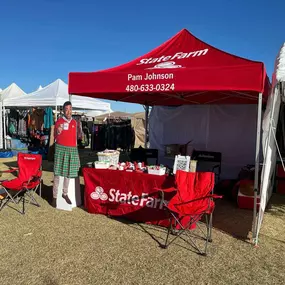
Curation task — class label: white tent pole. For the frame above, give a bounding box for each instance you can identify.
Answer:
[252,92,263,243]
[144,105,149,148]
[255,86,279,245]
[0,102,3,149]
[69,94,72,103]
[3,105,6,149]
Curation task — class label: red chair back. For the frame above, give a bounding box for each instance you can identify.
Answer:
[17,153,42,182]
[168,170,215,215]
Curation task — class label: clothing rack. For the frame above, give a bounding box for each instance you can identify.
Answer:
[91,118,134,152]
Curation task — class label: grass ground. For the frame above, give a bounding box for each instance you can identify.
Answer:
[0,151,284,285]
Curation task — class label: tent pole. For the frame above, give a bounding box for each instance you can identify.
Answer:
[3,106,6,149]
[69,94,72,103]
[252,92,263,243]
[0,102,3,149]
[145,105,149,148]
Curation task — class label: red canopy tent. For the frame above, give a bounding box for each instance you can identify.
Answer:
[68,28,270,106]
[68,28,271,243]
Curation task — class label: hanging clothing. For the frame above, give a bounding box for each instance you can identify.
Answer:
[44,107,54,129]
[91,124,105,151]
[18,110,28,137]
[31,109,45,130]
[8,109,19,137]
[91,118,134,151]
[72,115,83,140]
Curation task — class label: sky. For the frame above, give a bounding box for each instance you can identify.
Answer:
[0,0,284,113]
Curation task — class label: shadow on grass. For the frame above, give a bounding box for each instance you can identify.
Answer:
[108,197,254,246]
[212,198,253,243]
[266,193,285,216]
[108,216,201,254]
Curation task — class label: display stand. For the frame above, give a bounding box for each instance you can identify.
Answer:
[173,155,191,174]
[56,176,82,211]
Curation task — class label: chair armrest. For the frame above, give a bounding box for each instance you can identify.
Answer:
[23,170,42,187]
[27,170,42,183]
[174,194,223,207]
[211,194,223,199]
[154,187,177,202]
[0,167,18,174]
[153,187,176,193]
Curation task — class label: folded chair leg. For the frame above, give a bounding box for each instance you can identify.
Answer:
[26,191,40,207]
[161,219,172,249]
[39,180,42,197]
[1,189,27,214]
[22,195,25,214]
[203,215,210,256]
[203,213,213,256]
[164,226,171,249]
[164,215,204,255]
[208,213,213,243]
[0,199,5,211]
[0,190,19,211]
[181,218,205,255]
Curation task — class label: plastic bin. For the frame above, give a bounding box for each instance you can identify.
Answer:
[97,150,120,166]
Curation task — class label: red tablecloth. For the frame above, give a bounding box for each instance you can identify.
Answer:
[83,168,176,226]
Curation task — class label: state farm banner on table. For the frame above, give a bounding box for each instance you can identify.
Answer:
[82,168,176,226]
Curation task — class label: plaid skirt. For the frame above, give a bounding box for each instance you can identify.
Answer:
[54,144,80,178]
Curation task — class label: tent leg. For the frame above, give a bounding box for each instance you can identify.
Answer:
[252,93,263,244]
[3,106,6,149]
[145,105,149,149]
[69,94,72,103]
[0,102,3,149]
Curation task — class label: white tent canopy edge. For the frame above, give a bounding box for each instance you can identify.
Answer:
[255,43,285,245]
[0,83,27,149]
[1,79,111,149]
[4,79,111,111]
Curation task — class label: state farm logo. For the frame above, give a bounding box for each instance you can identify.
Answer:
[146,61,183,69]
[90,187,167,209]
[137,49,208,68]
[90,186,108,200]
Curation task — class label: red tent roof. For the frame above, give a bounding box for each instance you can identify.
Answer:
[68,29,270,106]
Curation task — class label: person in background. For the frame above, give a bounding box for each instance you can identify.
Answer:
[52,101,80,207]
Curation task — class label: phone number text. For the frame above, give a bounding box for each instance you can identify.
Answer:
[126,83,175,92]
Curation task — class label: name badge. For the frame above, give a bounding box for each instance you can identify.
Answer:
[63,122,69,130]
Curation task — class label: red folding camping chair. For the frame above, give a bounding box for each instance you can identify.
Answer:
[158,170,222,255]
[0,153,42,214]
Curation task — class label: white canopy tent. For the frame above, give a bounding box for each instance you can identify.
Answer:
[0,83,26,149]
[255,43,285,244]
[0,83,26,101]
[1,79,111,149]
[4,79,111,112]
